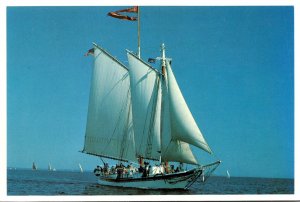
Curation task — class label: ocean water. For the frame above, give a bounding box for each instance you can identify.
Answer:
[7,169,294,195]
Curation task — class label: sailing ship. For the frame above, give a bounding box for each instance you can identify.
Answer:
[82,43,220,189]
[48,163,52,171]
[32,162,37,170]
[227,170,230,179]
[81,7,220,190]
[79,163,83,173]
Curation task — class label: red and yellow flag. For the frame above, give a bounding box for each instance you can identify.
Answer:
[107,6,138,21]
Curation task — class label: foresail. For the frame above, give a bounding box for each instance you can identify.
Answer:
[165,61,212,154]
[127,52,161,160]
[161,70,198,165]
[83,45,136,163]
[161,141,198,165]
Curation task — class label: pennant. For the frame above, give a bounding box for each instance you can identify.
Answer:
[116,6,138,13]
[84,48,94,56]
[108,12,137,21]
[148,58,156,63]
[107,6,138,21]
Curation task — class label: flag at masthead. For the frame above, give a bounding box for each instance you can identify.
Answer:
[107,6,141,58]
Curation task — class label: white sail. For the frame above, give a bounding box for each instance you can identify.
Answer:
[165,61,212,154]
[160,69,198,165]
[227,170,230,178]
[32,162,37,170]
[127,52,161,160]
[79,164,83,173]
[83,45,136,163]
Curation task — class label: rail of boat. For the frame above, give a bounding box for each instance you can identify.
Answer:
[93,163,188,179]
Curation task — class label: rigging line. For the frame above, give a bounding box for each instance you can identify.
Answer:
[159,69,168,161]
[138,70,158,155]
[98,69,129,108]
[99,157,105,164]
[99,80,131,157]
[93,43,128,71]
[84,151,129,162]
[119,88,132,161]
[211,152,221,162]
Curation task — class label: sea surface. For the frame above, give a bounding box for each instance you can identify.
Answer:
[7,169,294,195]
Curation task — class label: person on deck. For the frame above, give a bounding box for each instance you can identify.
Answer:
[170,165,175,173]
[93,165,102,176]
[103,163,109,174]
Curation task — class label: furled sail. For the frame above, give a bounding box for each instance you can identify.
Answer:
[83,44,136,163]
[165,61,212,154]
[127,52,161,160]
[160,68,198,165]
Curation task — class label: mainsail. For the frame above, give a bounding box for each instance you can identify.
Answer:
[127,52,161,160]
[83,44,136,163]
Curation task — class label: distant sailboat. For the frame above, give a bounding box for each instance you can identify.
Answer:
[32,162,37,170]
[79,164,83,173]
[227,170,230,179]
[48,163,52,171]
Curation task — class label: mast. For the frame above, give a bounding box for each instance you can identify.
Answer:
[161,43,166,75]
[137,6,141,58]
[160,43,166,165]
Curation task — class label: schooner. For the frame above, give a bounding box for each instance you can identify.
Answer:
[81,7,220,190]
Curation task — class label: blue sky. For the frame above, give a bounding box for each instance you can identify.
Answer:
[6,6,294,178]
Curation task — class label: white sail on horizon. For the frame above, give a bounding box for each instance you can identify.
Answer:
[32,162,37,170]
[227,170,230,178]
[79,163,83,173]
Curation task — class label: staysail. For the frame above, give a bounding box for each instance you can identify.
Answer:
[83,44,136,163]
[127,52,161,160]
[160,66,198,165]
[165,61,212,154]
